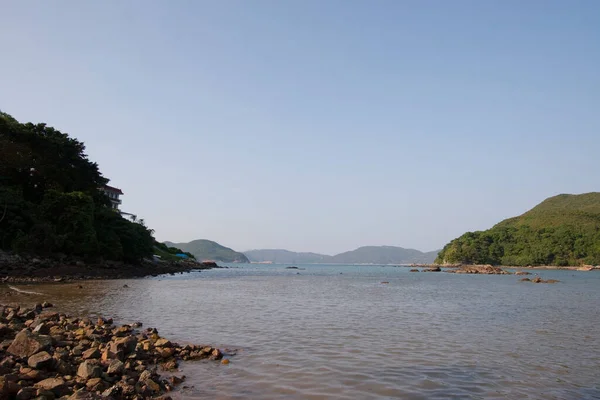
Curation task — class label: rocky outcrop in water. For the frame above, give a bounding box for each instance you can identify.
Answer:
[447,265,511,275]
[0,302,229,399]
[520,277,560,284]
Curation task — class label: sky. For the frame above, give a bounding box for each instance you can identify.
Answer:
[1,1,599,255]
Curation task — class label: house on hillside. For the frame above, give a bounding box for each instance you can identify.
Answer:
[102,185,123,210]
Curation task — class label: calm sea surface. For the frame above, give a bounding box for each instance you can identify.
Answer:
[4,265,600,399]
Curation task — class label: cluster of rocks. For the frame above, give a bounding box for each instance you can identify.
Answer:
[520,277,560,284]
[409,267,441,272]
[446,265,511,275]
[0,302,228,399]
[0,251,218,283]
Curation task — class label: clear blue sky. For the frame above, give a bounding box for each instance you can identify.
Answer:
[1,1,598,254]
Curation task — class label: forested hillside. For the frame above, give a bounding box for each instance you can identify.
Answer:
[436,193,600,266]
[0,112,155,263]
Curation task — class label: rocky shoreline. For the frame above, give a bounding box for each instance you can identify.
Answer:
[0,251,219,284]
[0,302,229,399]
[410,263,599,271]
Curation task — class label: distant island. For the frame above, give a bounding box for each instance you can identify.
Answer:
[436,193,600,266]
[164,239,250,263]
[245,246,439,265]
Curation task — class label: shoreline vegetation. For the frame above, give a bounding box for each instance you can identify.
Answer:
[0,301,230,399]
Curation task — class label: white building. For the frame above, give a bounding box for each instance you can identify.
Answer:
[102,185,123,210]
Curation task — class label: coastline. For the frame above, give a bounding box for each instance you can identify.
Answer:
[0,251,219,284]
[0,301,229,399]
[409,263,599,271]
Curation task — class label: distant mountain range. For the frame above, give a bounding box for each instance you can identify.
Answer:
[245,246,440,264]
[163,239,249,263]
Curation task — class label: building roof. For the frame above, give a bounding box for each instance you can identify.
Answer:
[103,185,124,195]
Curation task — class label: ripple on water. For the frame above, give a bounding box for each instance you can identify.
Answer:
[2,265,600,399]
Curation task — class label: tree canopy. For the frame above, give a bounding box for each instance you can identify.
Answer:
[0,111,155,263]
[436,193,600,266]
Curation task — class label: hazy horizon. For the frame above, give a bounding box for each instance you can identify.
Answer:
[1,1,598,255]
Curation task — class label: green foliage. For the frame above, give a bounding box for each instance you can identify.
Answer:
[436,193,600,266]
[0,111,155,263]
[153,241,196,260]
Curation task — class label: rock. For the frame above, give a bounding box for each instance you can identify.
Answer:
[139,370,153,382]
[7,330,53,358]
[27,351,53,369]
[76,360,102,379]
[156,347,174,359]
[423,266,442,272]
[409,269,419,272]
[16,386,38,400]
[520,278,531,282]
[19,367,45,381]
[380,281,389,284]
[82,348,100,360]
[515,271,531,276]
[210,348,223,360]
[85,377,106,391]
[0,375,21,398]
[0,323,14,339]
[221,359,230,365]
[154,338,172,348]
[161,359,178,371]
[106,359,124,375]
[41,302,53,309]
[109,336,137,355]
[34,377,68,397]
[143,378,161,394]
[450,265,509,275]
[32,323,51,335]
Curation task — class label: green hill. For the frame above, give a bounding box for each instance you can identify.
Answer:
[436,193,600,266]
[245,246,439,264]
[245,249,329,264]
[164,239,249,263]
[329,246,438,264]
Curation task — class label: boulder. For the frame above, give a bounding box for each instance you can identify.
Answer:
[409,269,419,272]
[82,348,100,360]
[7,330,53,358]
[85,377,106,391]
[106,359,124,375]
[16,386,38,400]
[154,338,172,348]
[34,377,69,397]
[77,360,102,379]
[32,323,51,335]
[27,351,53,369]
[108,336,137,355]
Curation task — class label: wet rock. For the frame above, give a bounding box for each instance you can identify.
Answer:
[520,278,531,282]
[221,359,230,365]
[409,269,419,272]
[423,266,442,272]
[27,351,53,369]
[515,271,531,276]
[154,338,172,348]
[41,302,53,309]
[210,348,223,360]
[77,360,102,379]
[7,330,53,358]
